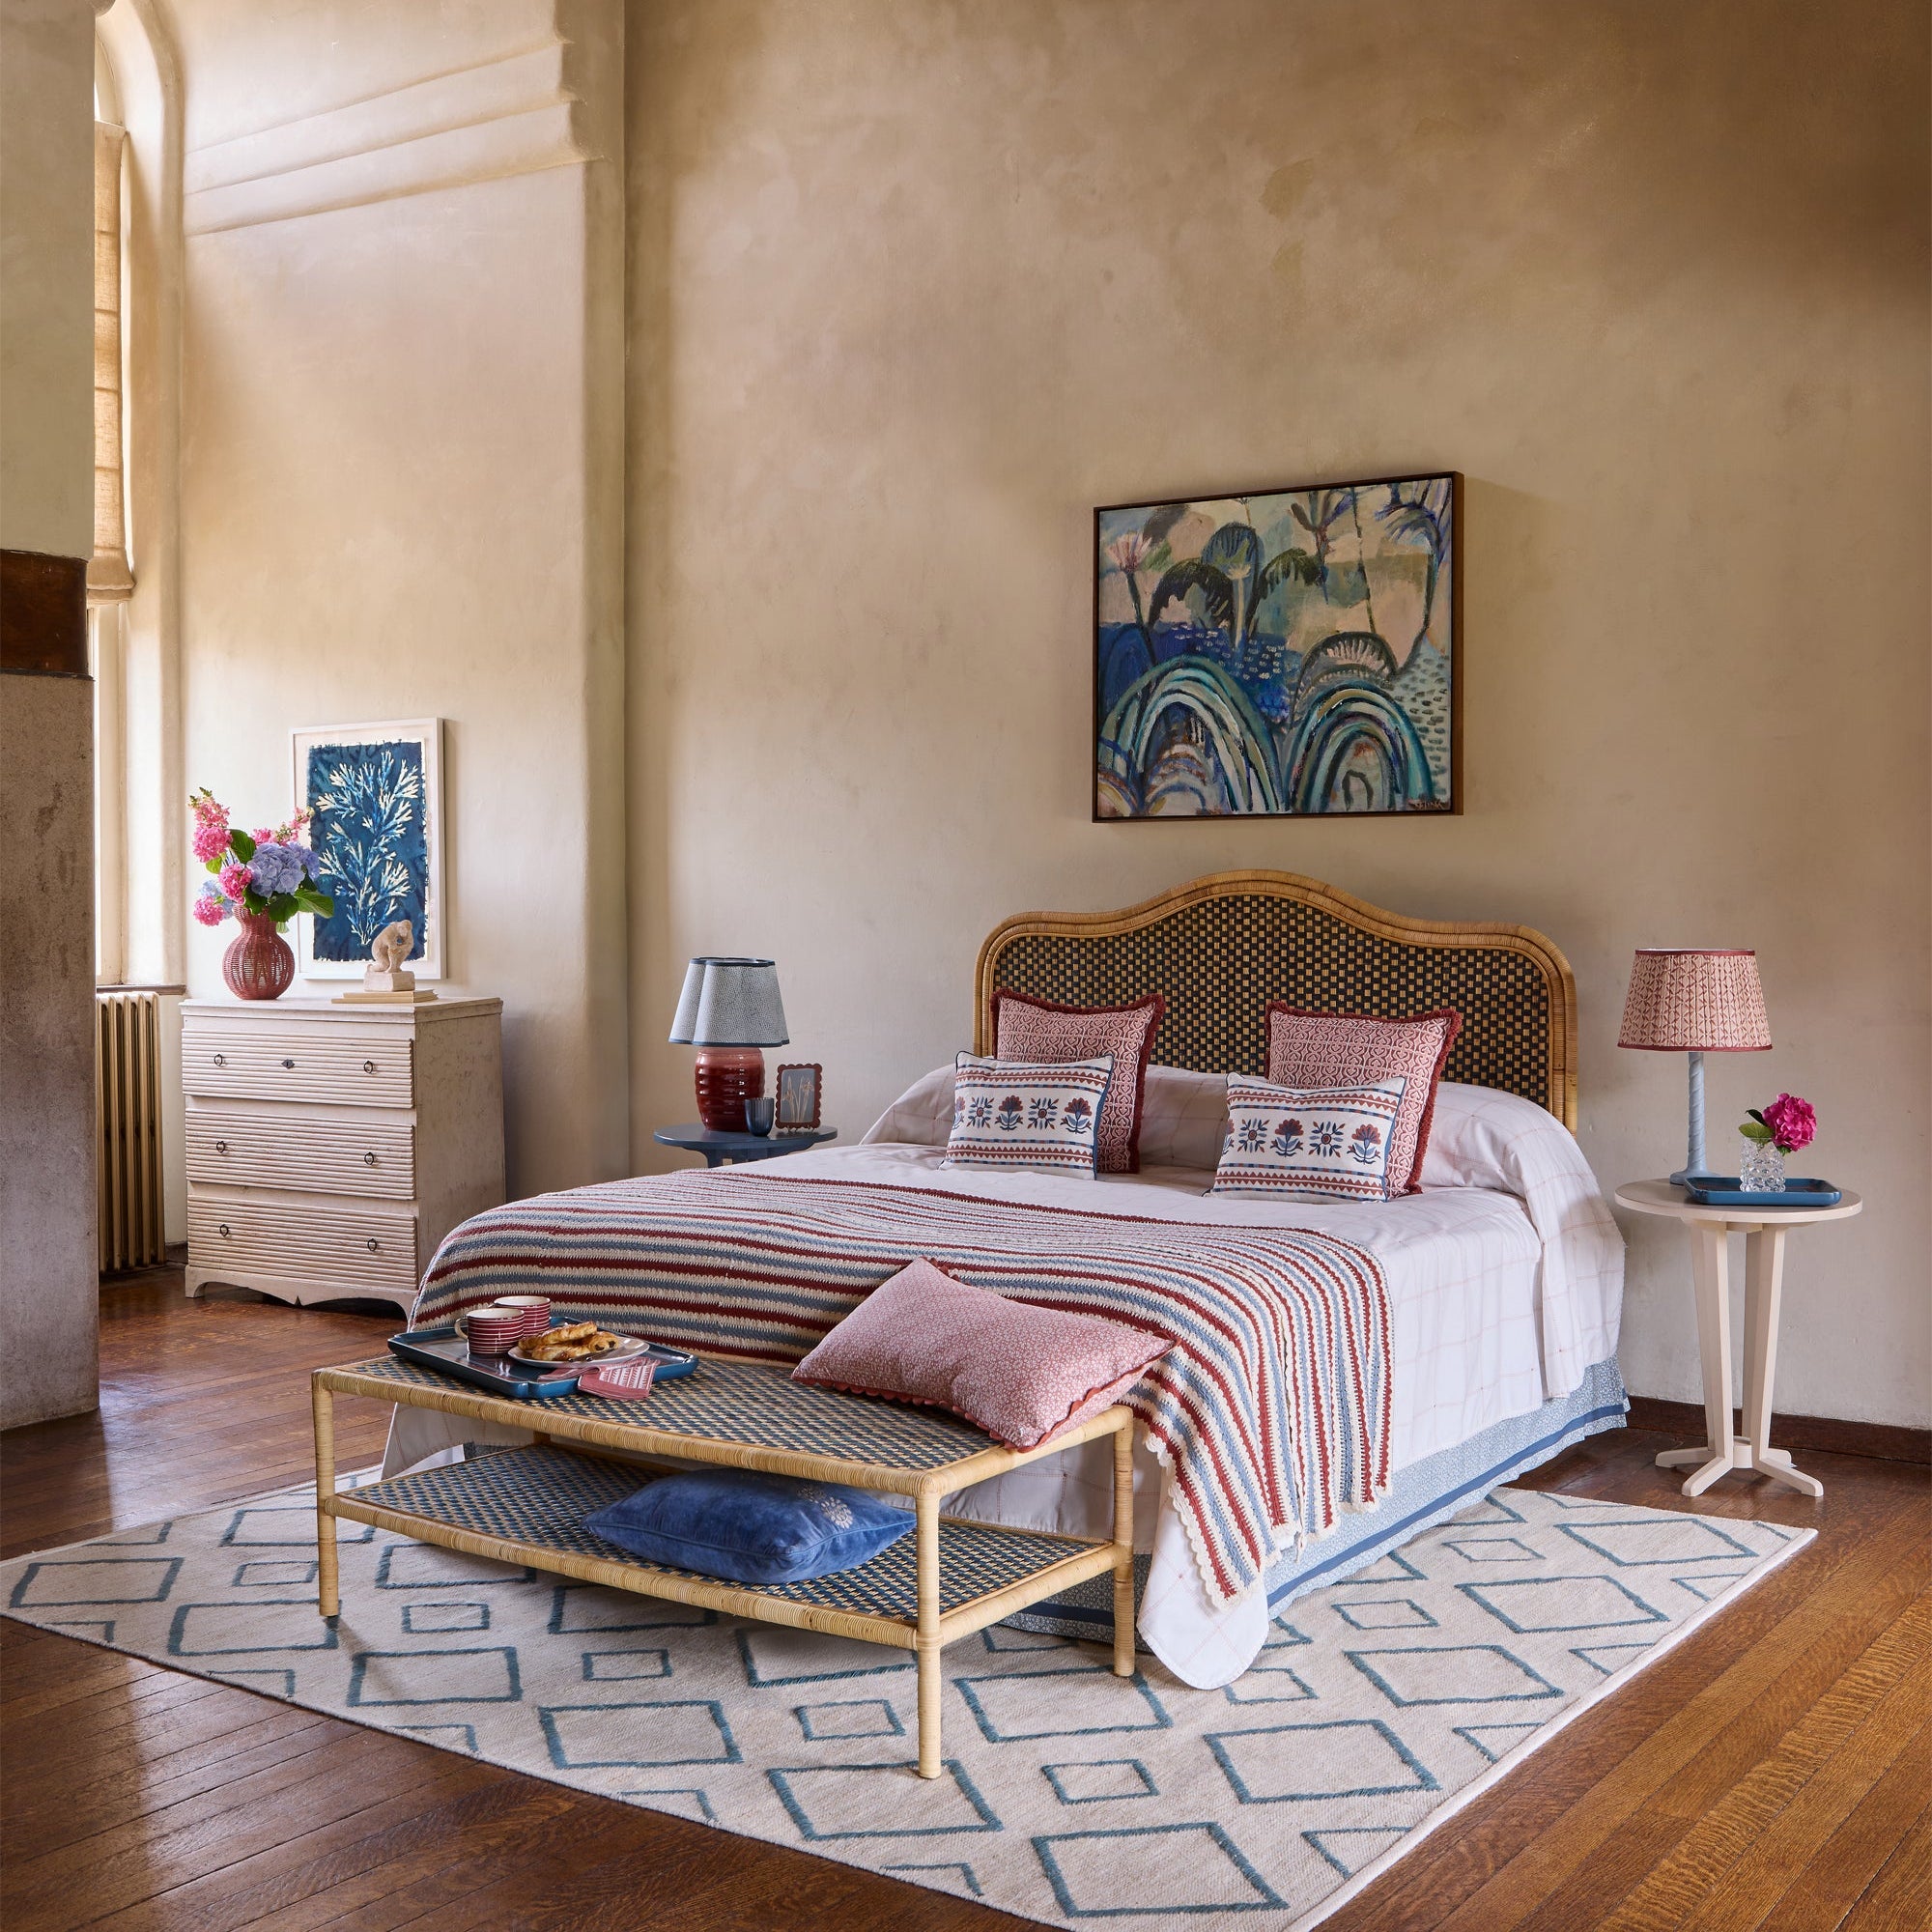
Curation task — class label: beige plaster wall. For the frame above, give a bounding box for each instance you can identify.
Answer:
[1,0,101,1426]
[627,0,1932,1426]
[171,0,630,1199]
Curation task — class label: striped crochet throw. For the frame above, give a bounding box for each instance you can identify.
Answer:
[415,1173,1393,1607]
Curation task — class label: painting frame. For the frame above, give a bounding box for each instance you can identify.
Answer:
[774,1063,823,1133]
[1093,470,1463,822]
[291,717,446,980]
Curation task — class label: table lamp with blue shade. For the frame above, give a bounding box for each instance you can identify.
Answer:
[669,956,788,1133]
[1618,949,1772,1185]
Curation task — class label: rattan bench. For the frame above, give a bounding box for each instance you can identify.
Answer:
[312,1354,1134,1777]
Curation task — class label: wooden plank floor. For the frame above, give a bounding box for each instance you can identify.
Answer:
[3,1270,1927,1931]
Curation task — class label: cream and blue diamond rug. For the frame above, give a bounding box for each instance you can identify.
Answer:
[0,1482,1807,1929]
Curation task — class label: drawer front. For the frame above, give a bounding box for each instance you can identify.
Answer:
[185,1111,416,1201]
[183,1025,413,1107]
[188,1198,418,1292]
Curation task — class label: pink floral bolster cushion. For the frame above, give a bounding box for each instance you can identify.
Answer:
[791,1258,1171,1451]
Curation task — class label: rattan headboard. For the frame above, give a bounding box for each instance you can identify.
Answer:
[974,870,1577,1129]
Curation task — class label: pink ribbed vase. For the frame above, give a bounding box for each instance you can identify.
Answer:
[222,910,295,1001]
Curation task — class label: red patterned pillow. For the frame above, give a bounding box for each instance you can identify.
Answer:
[992,989,1166,1174]
[1264,1005,1463,1194]
[792,1258,1170,1450]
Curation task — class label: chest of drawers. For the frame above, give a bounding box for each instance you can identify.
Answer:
[183,997,504,1315]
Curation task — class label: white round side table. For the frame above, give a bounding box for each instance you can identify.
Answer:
[1615,1179,1862,1500]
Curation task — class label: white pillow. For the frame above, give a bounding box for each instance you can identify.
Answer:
[862,1064,956,1146]
[1137,1064,1235,1171]
[1419,1081,1577,1191]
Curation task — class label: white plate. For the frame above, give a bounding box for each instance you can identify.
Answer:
[508,1329,650,1367]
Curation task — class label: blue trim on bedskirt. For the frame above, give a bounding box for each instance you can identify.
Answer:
[1004,1356,1630,1640]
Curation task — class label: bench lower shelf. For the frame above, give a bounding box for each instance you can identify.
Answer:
[322,1444,1127,1773]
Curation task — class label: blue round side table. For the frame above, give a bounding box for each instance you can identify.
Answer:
[653,1123,837,1169]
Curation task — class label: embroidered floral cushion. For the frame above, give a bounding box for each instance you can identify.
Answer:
[1210,1074,1409,1201]
[792,1257,1171,1449]
[945,1052,1114,1177]
[990,989,1167,1174]
[583,1469,912,1584]
[1264,1005,1463,1193]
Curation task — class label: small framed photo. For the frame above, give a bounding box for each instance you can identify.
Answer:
[774,1063,823,1132]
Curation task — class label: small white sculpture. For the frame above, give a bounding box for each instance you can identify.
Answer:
[370,921,413,973]
[364,921,416,991]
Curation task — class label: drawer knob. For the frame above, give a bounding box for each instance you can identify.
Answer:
[214,1140,229,1154]
[363,1060,377,1074]
[282,1058,296,1070]
[366,1237,380,1252]
[363,1151,378,1167]
[217,1223,231,1237]
[213,1053,226,1066]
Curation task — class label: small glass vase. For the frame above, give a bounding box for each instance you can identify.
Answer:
[1738,1136,1786,1195]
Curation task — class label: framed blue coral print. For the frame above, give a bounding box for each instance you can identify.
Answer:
[1094,472,1460,818]
[291,718,445,980]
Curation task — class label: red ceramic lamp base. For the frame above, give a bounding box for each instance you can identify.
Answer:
[694,1047,765,1132]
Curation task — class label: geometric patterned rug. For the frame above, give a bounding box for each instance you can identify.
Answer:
[0,1482,1809,1930]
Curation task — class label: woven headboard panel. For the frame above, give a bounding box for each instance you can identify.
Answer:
[975,871,1577,1128]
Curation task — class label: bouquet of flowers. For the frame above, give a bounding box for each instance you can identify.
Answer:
[1740,1093,1816,1154]
[189,788,334,928]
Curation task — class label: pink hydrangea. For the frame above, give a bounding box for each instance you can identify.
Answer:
[217,862,253,900]
[191,819,231,866]
[252,827,276,846]
[1761,1093,1816,1153]
[191,891,228,926]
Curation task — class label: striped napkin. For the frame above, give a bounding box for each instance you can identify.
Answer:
[577,1359,658,1402]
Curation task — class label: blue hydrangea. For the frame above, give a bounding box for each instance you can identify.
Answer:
[248,841,313,896]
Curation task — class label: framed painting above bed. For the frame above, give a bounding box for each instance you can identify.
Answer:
[1094,472,1460,819]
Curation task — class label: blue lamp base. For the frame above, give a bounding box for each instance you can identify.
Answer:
[1668,1051,1707,1188]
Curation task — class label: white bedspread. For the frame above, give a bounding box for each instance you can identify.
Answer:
[387,1077,1622,1688]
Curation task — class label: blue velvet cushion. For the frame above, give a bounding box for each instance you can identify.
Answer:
[582,1469,914,1584]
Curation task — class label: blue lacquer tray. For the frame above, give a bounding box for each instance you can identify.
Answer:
[387,1326,700,1401]
[1682,1177,1842,1209]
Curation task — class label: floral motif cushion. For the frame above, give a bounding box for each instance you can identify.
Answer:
[1264,1005,1463,1194]
[793,1258,1170,1449]
[991,989,1167,1174]
[945,1052,1114,1178]
[1210,1074,1409,1201]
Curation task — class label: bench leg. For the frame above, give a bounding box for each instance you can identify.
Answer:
[313,1380,340,1620]
[915,1492,941,1778]
[1112,1417,1135,1677]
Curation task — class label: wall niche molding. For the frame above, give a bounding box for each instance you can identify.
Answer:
[183,41,593,235]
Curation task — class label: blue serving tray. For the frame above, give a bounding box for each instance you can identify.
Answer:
[1682,1177,1842,1209]
[387,1326,700,1401]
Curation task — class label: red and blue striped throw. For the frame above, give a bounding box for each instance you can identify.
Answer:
[414,1173,1392,1606]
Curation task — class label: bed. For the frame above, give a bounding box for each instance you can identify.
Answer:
[385,870,1625,1688]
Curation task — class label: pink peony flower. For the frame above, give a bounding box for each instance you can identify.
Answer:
[1761,1093,1816,1153]
[217,862,253,900]
[191,820,231,866]
[191,892,228,926]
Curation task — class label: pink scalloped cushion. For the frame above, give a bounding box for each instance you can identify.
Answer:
[791,1259,1171,1450]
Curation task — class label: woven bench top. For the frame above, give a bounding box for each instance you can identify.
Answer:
[327,1351,1007,1474]
[353,1445,1092,1624]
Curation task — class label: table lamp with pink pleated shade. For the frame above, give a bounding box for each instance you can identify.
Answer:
[1619,949,1772,1184]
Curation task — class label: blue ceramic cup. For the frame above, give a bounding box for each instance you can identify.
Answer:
[743,1096,776,1136]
